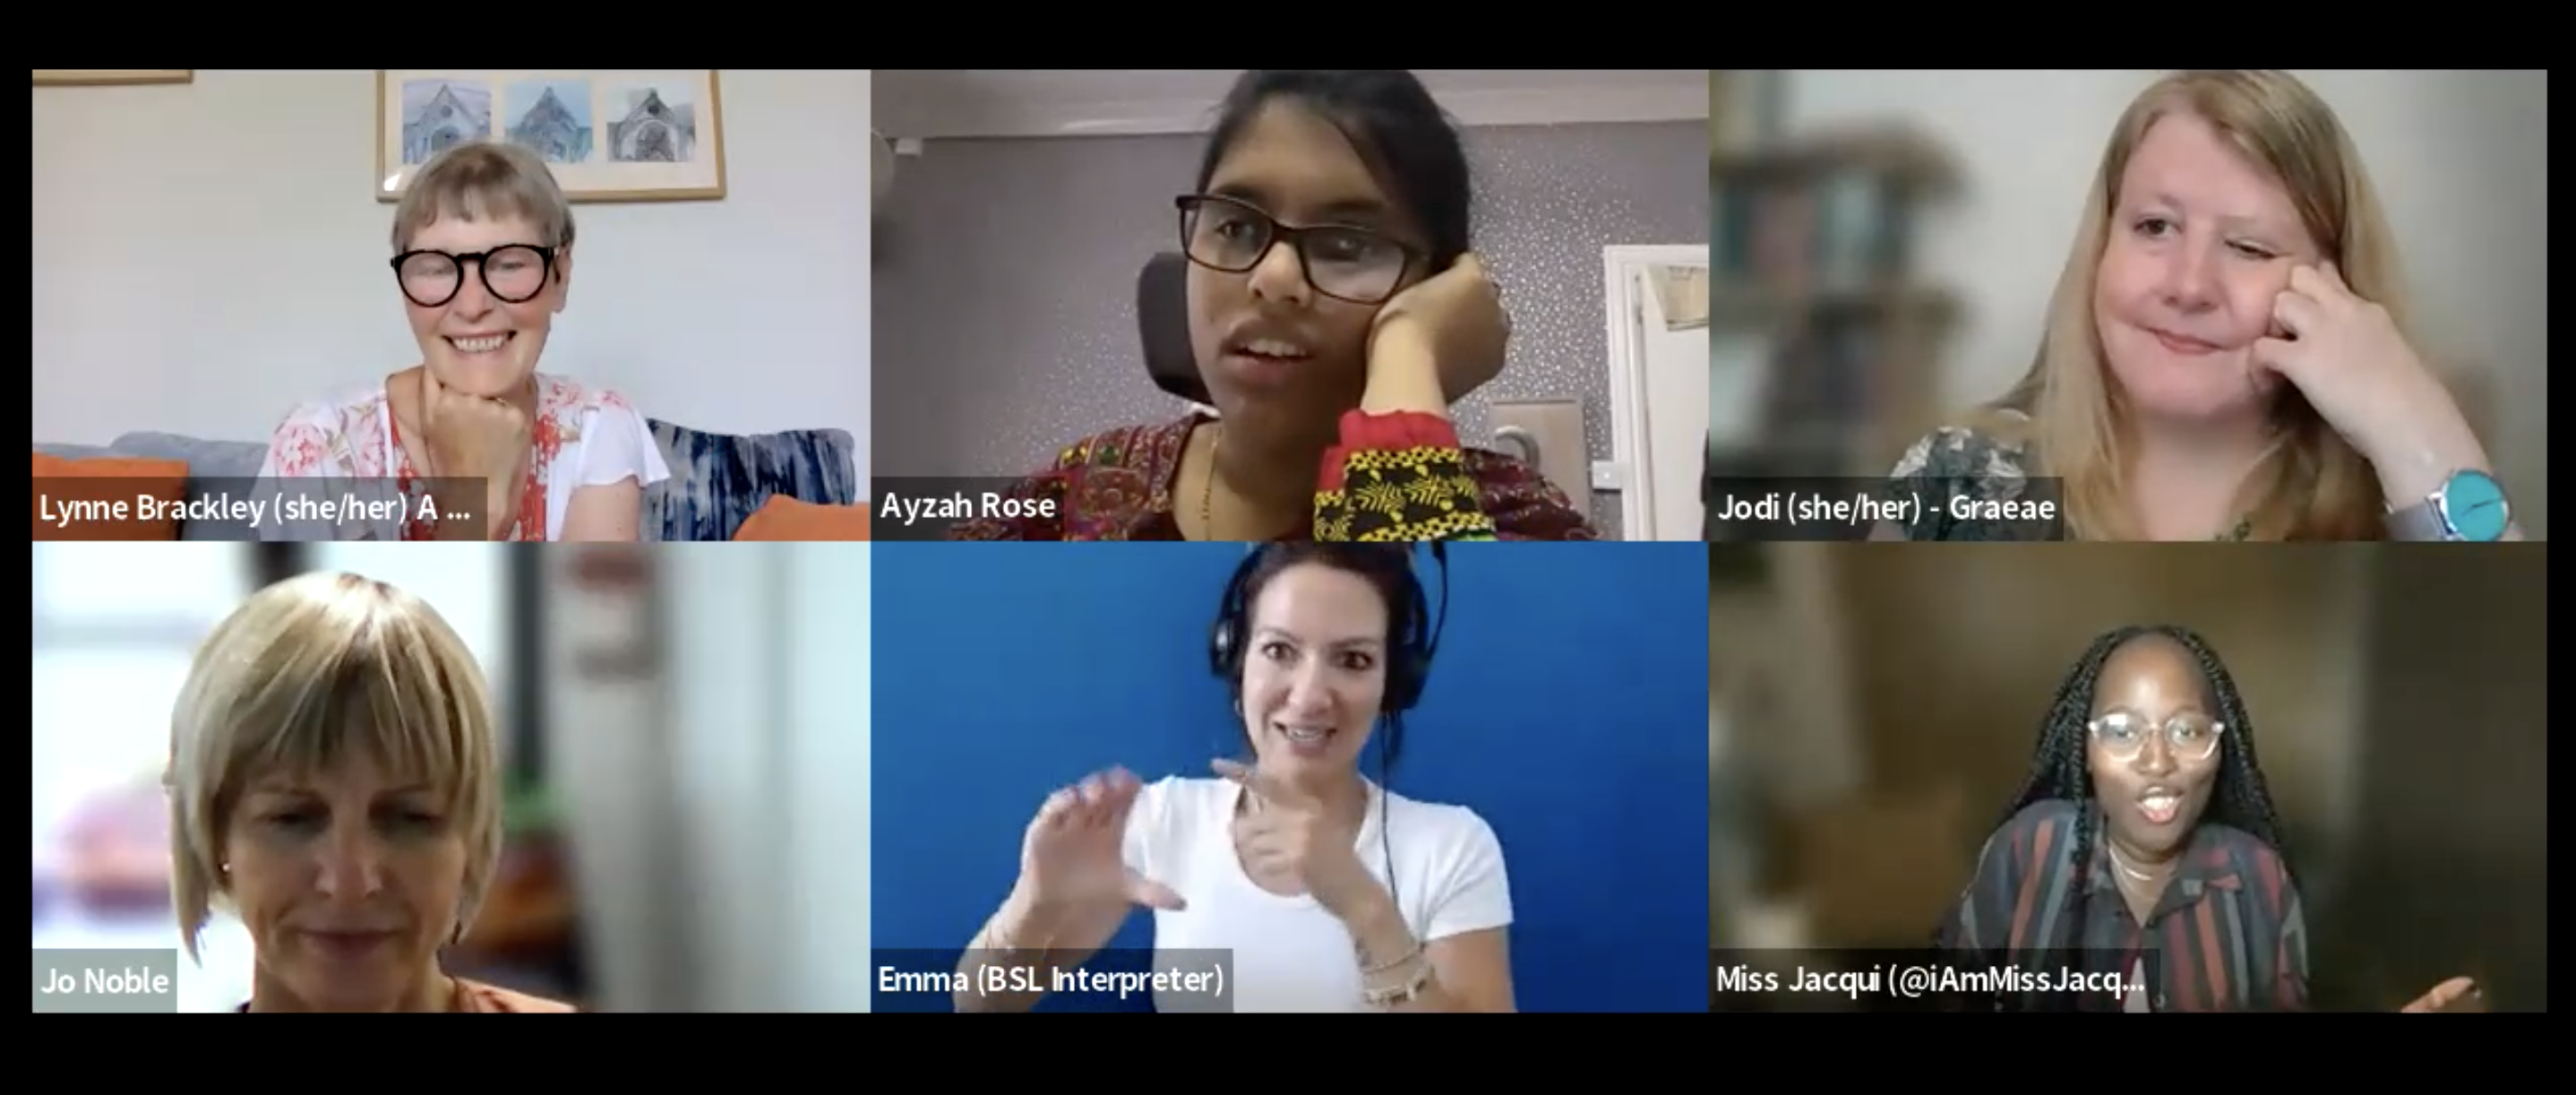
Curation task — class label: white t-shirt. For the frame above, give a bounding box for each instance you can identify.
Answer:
[1121,776,1513,1013]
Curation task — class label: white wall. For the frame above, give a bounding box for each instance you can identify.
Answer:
[1784,70,2549,537]
[33,69,873,475]
[785,547,872,1013]
[545,544,873,1013]
[664,544,872,1013]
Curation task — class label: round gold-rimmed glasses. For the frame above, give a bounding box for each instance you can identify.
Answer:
[2087,712,2225,763]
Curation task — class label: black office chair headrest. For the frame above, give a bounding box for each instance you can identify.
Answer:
[1138,252,1207,405]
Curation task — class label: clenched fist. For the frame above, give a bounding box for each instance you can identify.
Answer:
[420,369,533,485]
[418,369,531,538]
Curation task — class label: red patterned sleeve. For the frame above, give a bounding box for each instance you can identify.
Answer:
[948,470,1068,541]
[1313,410,1517,542]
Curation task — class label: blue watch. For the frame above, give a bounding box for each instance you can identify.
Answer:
[2389,469,2512,542]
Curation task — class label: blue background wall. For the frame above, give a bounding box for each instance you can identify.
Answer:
[870,543,1709,1012]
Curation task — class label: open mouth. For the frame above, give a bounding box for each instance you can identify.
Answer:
[1273,721,1334,758]
[2137,787,2184,825]
[445,332,516,356]
[1223,336,1311,382]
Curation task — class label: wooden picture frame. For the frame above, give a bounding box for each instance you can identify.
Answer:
[374,70,727,203]
[33,70,192,87]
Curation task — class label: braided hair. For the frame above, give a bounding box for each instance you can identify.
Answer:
[1998,624,2293,953]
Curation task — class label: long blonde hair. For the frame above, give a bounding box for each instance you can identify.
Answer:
[1982,70,2405,541]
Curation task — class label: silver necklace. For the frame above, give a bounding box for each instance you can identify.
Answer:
[2106,842,2162,883]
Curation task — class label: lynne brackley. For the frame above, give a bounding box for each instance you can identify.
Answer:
[36,490,432,530]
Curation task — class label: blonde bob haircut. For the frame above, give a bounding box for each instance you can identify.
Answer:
[166,572,503,961]
[1980,69,2407,541]
[391,138,577,254]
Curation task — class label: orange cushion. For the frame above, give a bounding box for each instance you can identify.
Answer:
[31,452,190,541]
[731,495,870,541]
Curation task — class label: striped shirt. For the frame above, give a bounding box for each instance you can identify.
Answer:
[1938,798,2307,1013]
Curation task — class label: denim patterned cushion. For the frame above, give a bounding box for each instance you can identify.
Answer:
[644,420,859,542]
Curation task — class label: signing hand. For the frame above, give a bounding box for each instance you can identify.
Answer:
[1213,758,1378,920]
[2399,976,2482,1013]
[419,369,533,486]
[1018,767,1184,913]
[1367,252,1510,402]
[2253,263,2479,475]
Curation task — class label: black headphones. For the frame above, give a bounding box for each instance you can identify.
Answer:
[1207,542,1448,716]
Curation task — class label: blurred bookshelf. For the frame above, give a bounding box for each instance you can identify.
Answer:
[1704,97,1962,540]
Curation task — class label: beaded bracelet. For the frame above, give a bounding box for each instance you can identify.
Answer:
[1362,958,1435,1008]
[1360,939,1424,976]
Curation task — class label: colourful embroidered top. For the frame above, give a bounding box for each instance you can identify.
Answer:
[951,409,1594,541]
[1938,799,2307,1013]
[256,373,671,541]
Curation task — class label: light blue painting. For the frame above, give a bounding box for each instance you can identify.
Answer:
[506,78,595,164]
[400,79,493,166]
[605,82,697,164]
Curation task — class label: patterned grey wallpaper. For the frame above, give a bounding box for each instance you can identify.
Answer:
[872,122,1708,537]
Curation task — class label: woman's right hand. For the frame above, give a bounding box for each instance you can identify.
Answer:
[2399,976,2482,1013]
[1367,253,1511,404]
[1014,767,1185,918]
[419,369,532,485]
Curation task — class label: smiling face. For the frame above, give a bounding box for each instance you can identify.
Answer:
[1236,561,1390,786]
[166,571,502,1013]
[399,212,568,400]
[2093,109,2323,423]
[2085,634,2225,858]
[1186,100,1429,443]
[224,749,466,1012]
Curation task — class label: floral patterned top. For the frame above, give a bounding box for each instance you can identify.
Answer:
[255,374,671,541]
[952,409,1594,541]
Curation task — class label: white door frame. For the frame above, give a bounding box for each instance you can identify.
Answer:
[1602,244,1712,542]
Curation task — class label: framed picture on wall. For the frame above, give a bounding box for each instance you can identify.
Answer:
[33,70,192,86]
[374,70,727,203]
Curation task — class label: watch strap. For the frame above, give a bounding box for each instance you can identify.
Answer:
[2386,496,2451,541]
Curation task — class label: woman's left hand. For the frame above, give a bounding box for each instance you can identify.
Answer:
[1367,253,1511,403]
[2254,263,2486,482]
[1212,759,1379,920]
[2399,976,2483,1013]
